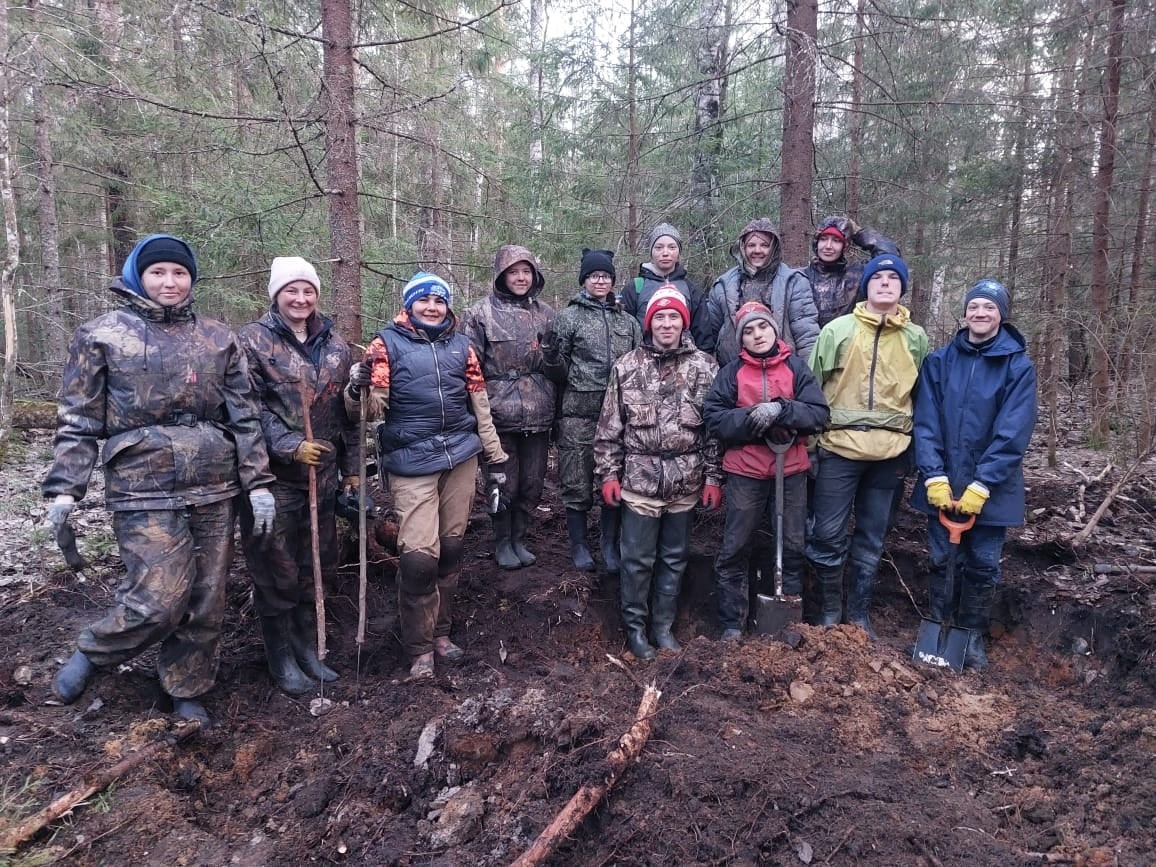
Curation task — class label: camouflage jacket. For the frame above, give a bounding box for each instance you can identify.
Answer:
[238,308,359,493]
[461,289,556,434]
[803,223,900,327]
[43,280,275,510]
[542,291,642,419]
[594,334,722,501]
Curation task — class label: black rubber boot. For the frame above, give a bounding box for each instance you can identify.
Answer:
[619,513,656,661]
[510,511,537,567]
[844,566,878,640]
[957,581,997,670]
[290,605,340,683]
[650,555,681,651]
[260,614,316,695]
[52,650,95,704]
[812,563,844,626]
[565,509,595,572]
[599,507,621,575]
[173,698,211,727]
[492,512,522,570]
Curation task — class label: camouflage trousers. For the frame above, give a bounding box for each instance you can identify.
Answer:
[495,430,550,521]
[76,498,236,699]
[556,416,599,512]
[240,482,339,617]
[390,457,476,657]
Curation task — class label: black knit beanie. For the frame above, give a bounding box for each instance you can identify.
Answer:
[578,248,616,285]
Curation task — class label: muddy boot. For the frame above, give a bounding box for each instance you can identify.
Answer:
[651,589,681,651]
[565,509,595,572]
[260,614,316,695]
[52,650,95,704]
[173,698,210,727]
[290,605,339,683]
[510,510,537,567]
[619,511,656,660]
[811,562,844,627]
[957,580,996,670]
[844,566,878,640]
[599,506,621,575]
[492,511,521,570]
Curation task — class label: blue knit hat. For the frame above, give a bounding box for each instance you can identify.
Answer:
[859,254,909,298]
[402,271,452,309]
[964,279,1010,320]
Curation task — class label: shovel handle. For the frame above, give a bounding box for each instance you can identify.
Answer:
[938,502,976,544]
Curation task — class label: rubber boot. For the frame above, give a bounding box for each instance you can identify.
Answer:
[599,507,621,575]
[565,509,595,572]
[173,698,210,727]
[290,605,340,683]
[619,514,656,661]
[52,649,95,704]
[260,614,316,695]
[844,566,878,640]
[927,562,955,623]
[957,581,996,670]
[492,512,521,570]
[811,562,844,627]
[510,510,537,567]
[651,585,681,651]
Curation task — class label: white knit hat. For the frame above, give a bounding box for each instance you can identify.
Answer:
[268,256,321,300]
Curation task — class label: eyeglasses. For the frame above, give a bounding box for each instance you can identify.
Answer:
[587,273,613,283]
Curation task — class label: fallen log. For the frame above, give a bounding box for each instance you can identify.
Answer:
[0,720,201,855]
[1092,564,1156,575]
[1064,452,1148,549]
[509,682,661,867]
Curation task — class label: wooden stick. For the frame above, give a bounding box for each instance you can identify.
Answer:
[509,683,661,867]
[356,384,368,646]
[0,722,200,854]
[299,380,326,662]
[1092,563,1156,575]
[1065,452,1147,548]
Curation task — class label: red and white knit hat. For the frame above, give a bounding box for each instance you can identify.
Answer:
[643,284,690,331]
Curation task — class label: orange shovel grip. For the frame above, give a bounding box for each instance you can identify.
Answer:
[938,501,976,544]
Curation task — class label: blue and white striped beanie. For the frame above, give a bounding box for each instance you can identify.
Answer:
[402,271,453,310]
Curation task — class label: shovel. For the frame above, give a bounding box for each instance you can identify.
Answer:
[912,505,976,673]
[752,435,801,637]
[54,519,90,581]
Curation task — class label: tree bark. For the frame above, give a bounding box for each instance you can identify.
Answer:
[322,0,363,342]
[847,0,865,217]
[0,0,20,462]
[1006,22,1034,295]
[1088,0,1125,445]
[779,0,817,264]
[689,0,728,255]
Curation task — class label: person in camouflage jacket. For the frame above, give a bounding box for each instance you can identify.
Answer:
[238,256,360,695]
[541,248,642,573]
[803,215,900,327]
[462,245,555,570]
[43,234,276,725]
[594,286,722,660]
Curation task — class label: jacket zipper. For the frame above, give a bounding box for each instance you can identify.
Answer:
[428,336,452,466]
[867,318,885,409]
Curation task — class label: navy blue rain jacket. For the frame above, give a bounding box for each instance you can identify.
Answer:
[910,324,1037,526]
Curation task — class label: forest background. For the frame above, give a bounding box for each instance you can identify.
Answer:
[0,0,1152,461]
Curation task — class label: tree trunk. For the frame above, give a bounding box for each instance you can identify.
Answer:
[30,0,62,365]
[0,0,20,462]
[689,0,728,255]
[1006,22,1034,295]
[779,0,817,264]
[847,0,865,217]
[625,0,639,253]
[321,0,363,343]
[1088,0,1125,446]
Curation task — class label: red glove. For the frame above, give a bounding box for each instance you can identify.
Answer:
[601,479,622,506]
[701,484,723,510]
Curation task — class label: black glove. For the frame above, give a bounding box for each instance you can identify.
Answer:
[748,401,783,436]
[349,361,372,389]
[540,331,560,363]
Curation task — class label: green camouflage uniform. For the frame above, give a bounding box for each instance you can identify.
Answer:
[237,309,358,616]
[542,291,642,511]
[43,279,274,698]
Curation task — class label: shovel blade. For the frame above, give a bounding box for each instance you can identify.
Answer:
[912,619,969,673]
[752,593,801,637]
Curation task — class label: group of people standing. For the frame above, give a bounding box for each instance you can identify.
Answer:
[43,217,1036,722]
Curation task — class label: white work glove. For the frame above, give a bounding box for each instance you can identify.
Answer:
[747,401,784,436]
[249,489,276,536]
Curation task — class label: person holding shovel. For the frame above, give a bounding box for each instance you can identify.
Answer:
[594,286,722,660]
[347,272,508,682]
[704,302,829,640]
[461,245,555,571]
[805,254,929,639]
[44,234,277,725]
[911,279,1037,669]
[237,257,360,694]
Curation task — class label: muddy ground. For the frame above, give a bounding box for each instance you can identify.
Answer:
[0,428,1153,866]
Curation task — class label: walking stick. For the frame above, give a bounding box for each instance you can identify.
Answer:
[356,385,369,647]
[299,380,327,665]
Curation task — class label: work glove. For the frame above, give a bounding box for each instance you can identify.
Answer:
[701,484,723,510]
[47,495,76,531]
[294,438,333,467]
[747,400,783,436]
[342,475,361,495]
[540,330,560,364]
[348,361,372,390]
[601,479,622,507]
[249,489,276,536]
[486,471,508,515]
[924,476,953,511]
[957,481,990,516]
